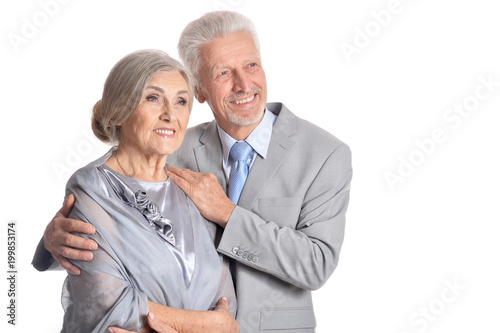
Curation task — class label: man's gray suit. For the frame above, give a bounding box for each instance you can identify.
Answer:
[169,102,352,332]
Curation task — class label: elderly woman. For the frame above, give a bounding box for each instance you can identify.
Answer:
[60,50,236,332]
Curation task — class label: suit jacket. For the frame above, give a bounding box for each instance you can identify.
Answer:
[168,102,352,332]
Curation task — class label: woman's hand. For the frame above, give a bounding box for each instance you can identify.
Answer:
[108,313,178,333]
[108,298,238,333]
[145,313,178,333]
[211,297,240,333]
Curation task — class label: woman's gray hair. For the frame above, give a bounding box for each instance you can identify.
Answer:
[91,49,194,144]
[177,11,260,87]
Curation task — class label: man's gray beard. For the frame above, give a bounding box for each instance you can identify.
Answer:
[227,103,265,127]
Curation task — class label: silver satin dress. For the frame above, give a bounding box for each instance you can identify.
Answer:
[60,148,236,333]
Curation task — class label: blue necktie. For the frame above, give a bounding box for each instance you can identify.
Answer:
[228,141,253,204]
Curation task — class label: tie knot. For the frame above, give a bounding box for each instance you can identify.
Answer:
[229,141,253,162]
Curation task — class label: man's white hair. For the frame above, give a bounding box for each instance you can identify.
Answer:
[178,11,261,87]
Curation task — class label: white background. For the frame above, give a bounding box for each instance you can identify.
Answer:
[1,0,499,332]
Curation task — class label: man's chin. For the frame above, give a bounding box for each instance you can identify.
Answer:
[228,106,265,127]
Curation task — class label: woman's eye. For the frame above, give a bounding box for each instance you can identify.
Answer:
[177,99,187,106]
[146,95,159,102]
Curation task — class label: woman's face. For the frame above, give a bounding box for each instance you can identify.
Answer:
[119,70,191,157]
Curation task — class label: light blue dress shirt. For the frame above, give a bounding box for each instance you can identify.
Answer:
[217,109,277,183]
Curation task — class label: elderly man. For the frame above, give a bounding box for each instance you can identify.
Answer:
[33,11,352,333]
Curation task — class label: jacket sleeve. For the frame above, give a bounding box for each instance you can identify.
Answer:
[32,237,60,271]
[217,143,352,290]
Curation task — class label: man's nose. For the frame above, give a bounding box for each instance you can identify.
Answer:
[233,70,252,92]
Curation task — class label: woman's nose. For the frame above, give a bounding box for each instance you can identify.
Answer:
[160,102,177,122]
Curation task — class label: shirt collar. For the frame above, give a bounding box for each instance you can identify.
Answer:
[217,108,277,165]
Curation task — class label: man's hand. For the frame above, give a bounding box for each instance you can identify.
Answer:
[108,313,178,333]
[43,194,98,275]
[167,166,235,228]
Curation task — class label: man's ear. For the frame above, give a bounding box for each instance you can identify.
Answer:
[195,86,206,104]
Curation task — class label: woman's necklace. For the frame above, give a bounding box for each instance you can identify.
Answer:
[113,150,168,181]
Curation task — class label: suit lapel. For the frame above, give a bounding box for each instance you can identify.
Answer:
[237,104,297,210]
[193,121,227,190]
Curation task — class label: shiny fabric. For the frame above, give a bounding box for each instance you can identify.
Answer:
[100,165,195,288]
[100,167,176,246]
[60,148,236,333]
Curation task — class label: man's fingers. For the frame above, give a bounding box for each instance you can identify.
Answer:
[166,165,182,175]
[55,255,81,275]
[166,169,183,183]
[60,244,94,261]
[166,168,196,195]
[166,171,190,193]
[60,232,98,251]
[167,167,191,182]
[166,166,186,178]
[166,166,199,183]
[43,195,98,274]
[58,194,76,217]
[61,218,96,236]
[167,167,211,188]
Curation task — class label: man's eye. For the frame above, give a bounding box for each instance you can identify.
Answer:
[215,70,231,81]
[249,63,256,67]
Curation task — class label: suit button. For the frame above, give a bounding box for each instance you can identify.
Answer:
[237,249,243,257]
[252,256,259,263]
[247,253,253,261]
[232,247,239,255]
[242,251,248,259]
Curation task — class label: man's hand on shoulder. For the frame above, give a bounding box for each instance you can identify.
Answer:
[166,166,235,228]
[44,194,98,275]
